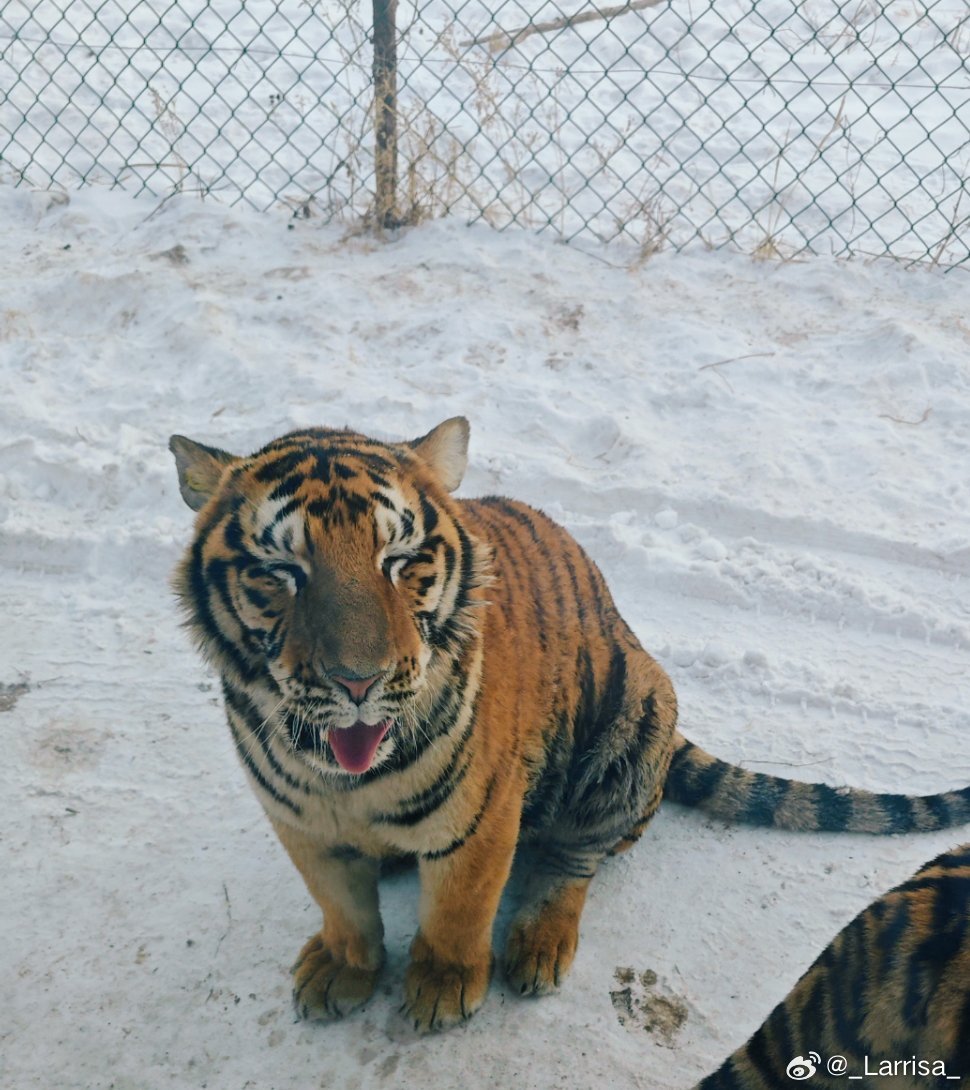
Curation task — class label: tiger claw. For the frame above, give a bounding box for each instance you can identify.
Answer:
[291,934,380,1022]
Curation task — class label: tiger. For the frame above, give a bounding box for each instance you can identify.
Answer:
[169,416,970,1033]
[694,843,970,1089]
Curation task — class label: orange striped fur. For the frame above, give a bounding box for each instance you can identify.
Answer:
[696,844,970,1089]
[170,418,970,1031]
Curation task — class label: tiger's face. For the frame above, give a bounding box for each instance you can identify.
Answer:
[171,418,485,776]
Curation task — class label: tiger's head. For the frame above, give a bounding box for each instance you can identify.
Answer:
[170,417,489,776]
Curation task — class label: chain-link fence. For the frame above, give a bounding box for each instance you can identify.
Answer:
[2,1,967,265]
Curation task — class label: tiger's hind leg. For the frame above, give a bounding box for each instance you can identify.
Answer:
[503,844,602,996]
[506,647,675,996]
[608,814,652,856]
[505,807,662,996]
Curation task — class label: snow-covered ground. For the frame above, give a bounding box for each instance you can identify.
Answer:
[3,182,969,1090]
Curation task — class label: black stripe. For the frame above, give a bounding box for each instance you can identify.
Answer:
[454,521,476,611]
[921,792,953,830]
[258,433,319,452]
[268,495,303,527]
[473,506,533,629]
[355,451,396,473]
[205,557,253,652]
[929,868,969,940]
[302,485,372,527]
[536,843,598,879]
[306,497,331,518]
[329,845,363,861]
[258,436,307,453]
[744,1021,783,1086]
[810,782,854,831]
[366,469,391,489]
[737,775,791,828]
[382,761,470,827]
[262,616,286,658]
[423,656,472,732]
[227,717,302,816]
[521,706,572,832]
[489,498,569,632]
[634,693,660,748]
[186,528,261,683]
[428,521,477,653]
[770,992,799,1079]
[223,680,305,792]
[268,475,303,502]
[557,539,586,625]
[695,1057,748,1090]
[483,499,540,539]
[664,746,731,808]
[481,506,547,650]
[221,505,246,551]
[926,845,970,871]
[440,539,456,584]
[578,552,614,643]
[880,793,916,833]
[569,652,638,816]
[423,772,497,861]
[420,494,439,534]
[378,713,477,826]
[905,882,970,1028]
[591,646,626,736]
[309,451,333,482]
[257,497,301,548]
[573,645,597,741]
[795,973,825,1058]
[254,449,309,482]
[829,922,864,1050]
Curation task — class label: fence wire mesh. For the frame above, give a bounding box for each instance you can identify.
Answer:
[1,1,968,265]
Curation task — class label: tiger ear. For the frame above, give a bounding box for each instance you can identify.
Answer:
[409,416,469,493]
[169,434,239,511]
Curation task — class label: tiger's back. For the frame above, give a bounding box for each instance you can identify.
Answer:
[696,844,970,1089]
[462,495,678,847]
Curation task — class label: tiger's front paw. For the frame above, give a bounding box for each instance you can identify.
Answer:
[504,909,579,997]
[292,933,381,1021]
[401,933,492,1032]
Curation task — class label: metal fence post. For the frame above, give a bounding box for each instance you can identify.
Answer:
[372,0,399,228]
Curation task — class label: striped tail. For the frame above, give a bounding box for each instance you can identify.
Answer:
[664,733,970,834]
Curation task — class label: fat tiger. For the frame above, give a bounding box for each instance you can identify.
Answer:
[695,843,970,1089]
[169,417,970,1032]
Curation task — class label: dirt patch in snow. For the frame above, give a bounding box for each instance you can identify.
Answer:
[611,966,690,1048]
[0,678,30,712]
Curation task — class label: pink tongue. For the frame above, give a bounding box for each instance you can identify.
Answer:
[328,719,393,773]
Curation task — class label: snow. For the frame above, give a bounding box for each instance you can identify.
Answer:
[3,182,969,1090]
[4,1,968,260]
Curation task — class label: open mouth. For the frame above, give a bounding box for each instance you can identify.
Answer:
[289,714,394,774]
[327,718,394,774]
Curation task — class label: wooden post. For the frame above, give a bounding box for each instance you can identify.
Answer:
[372,0,399,228]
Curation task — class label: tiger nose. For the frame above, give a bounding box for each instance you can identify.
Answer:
[330,672,384,705]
